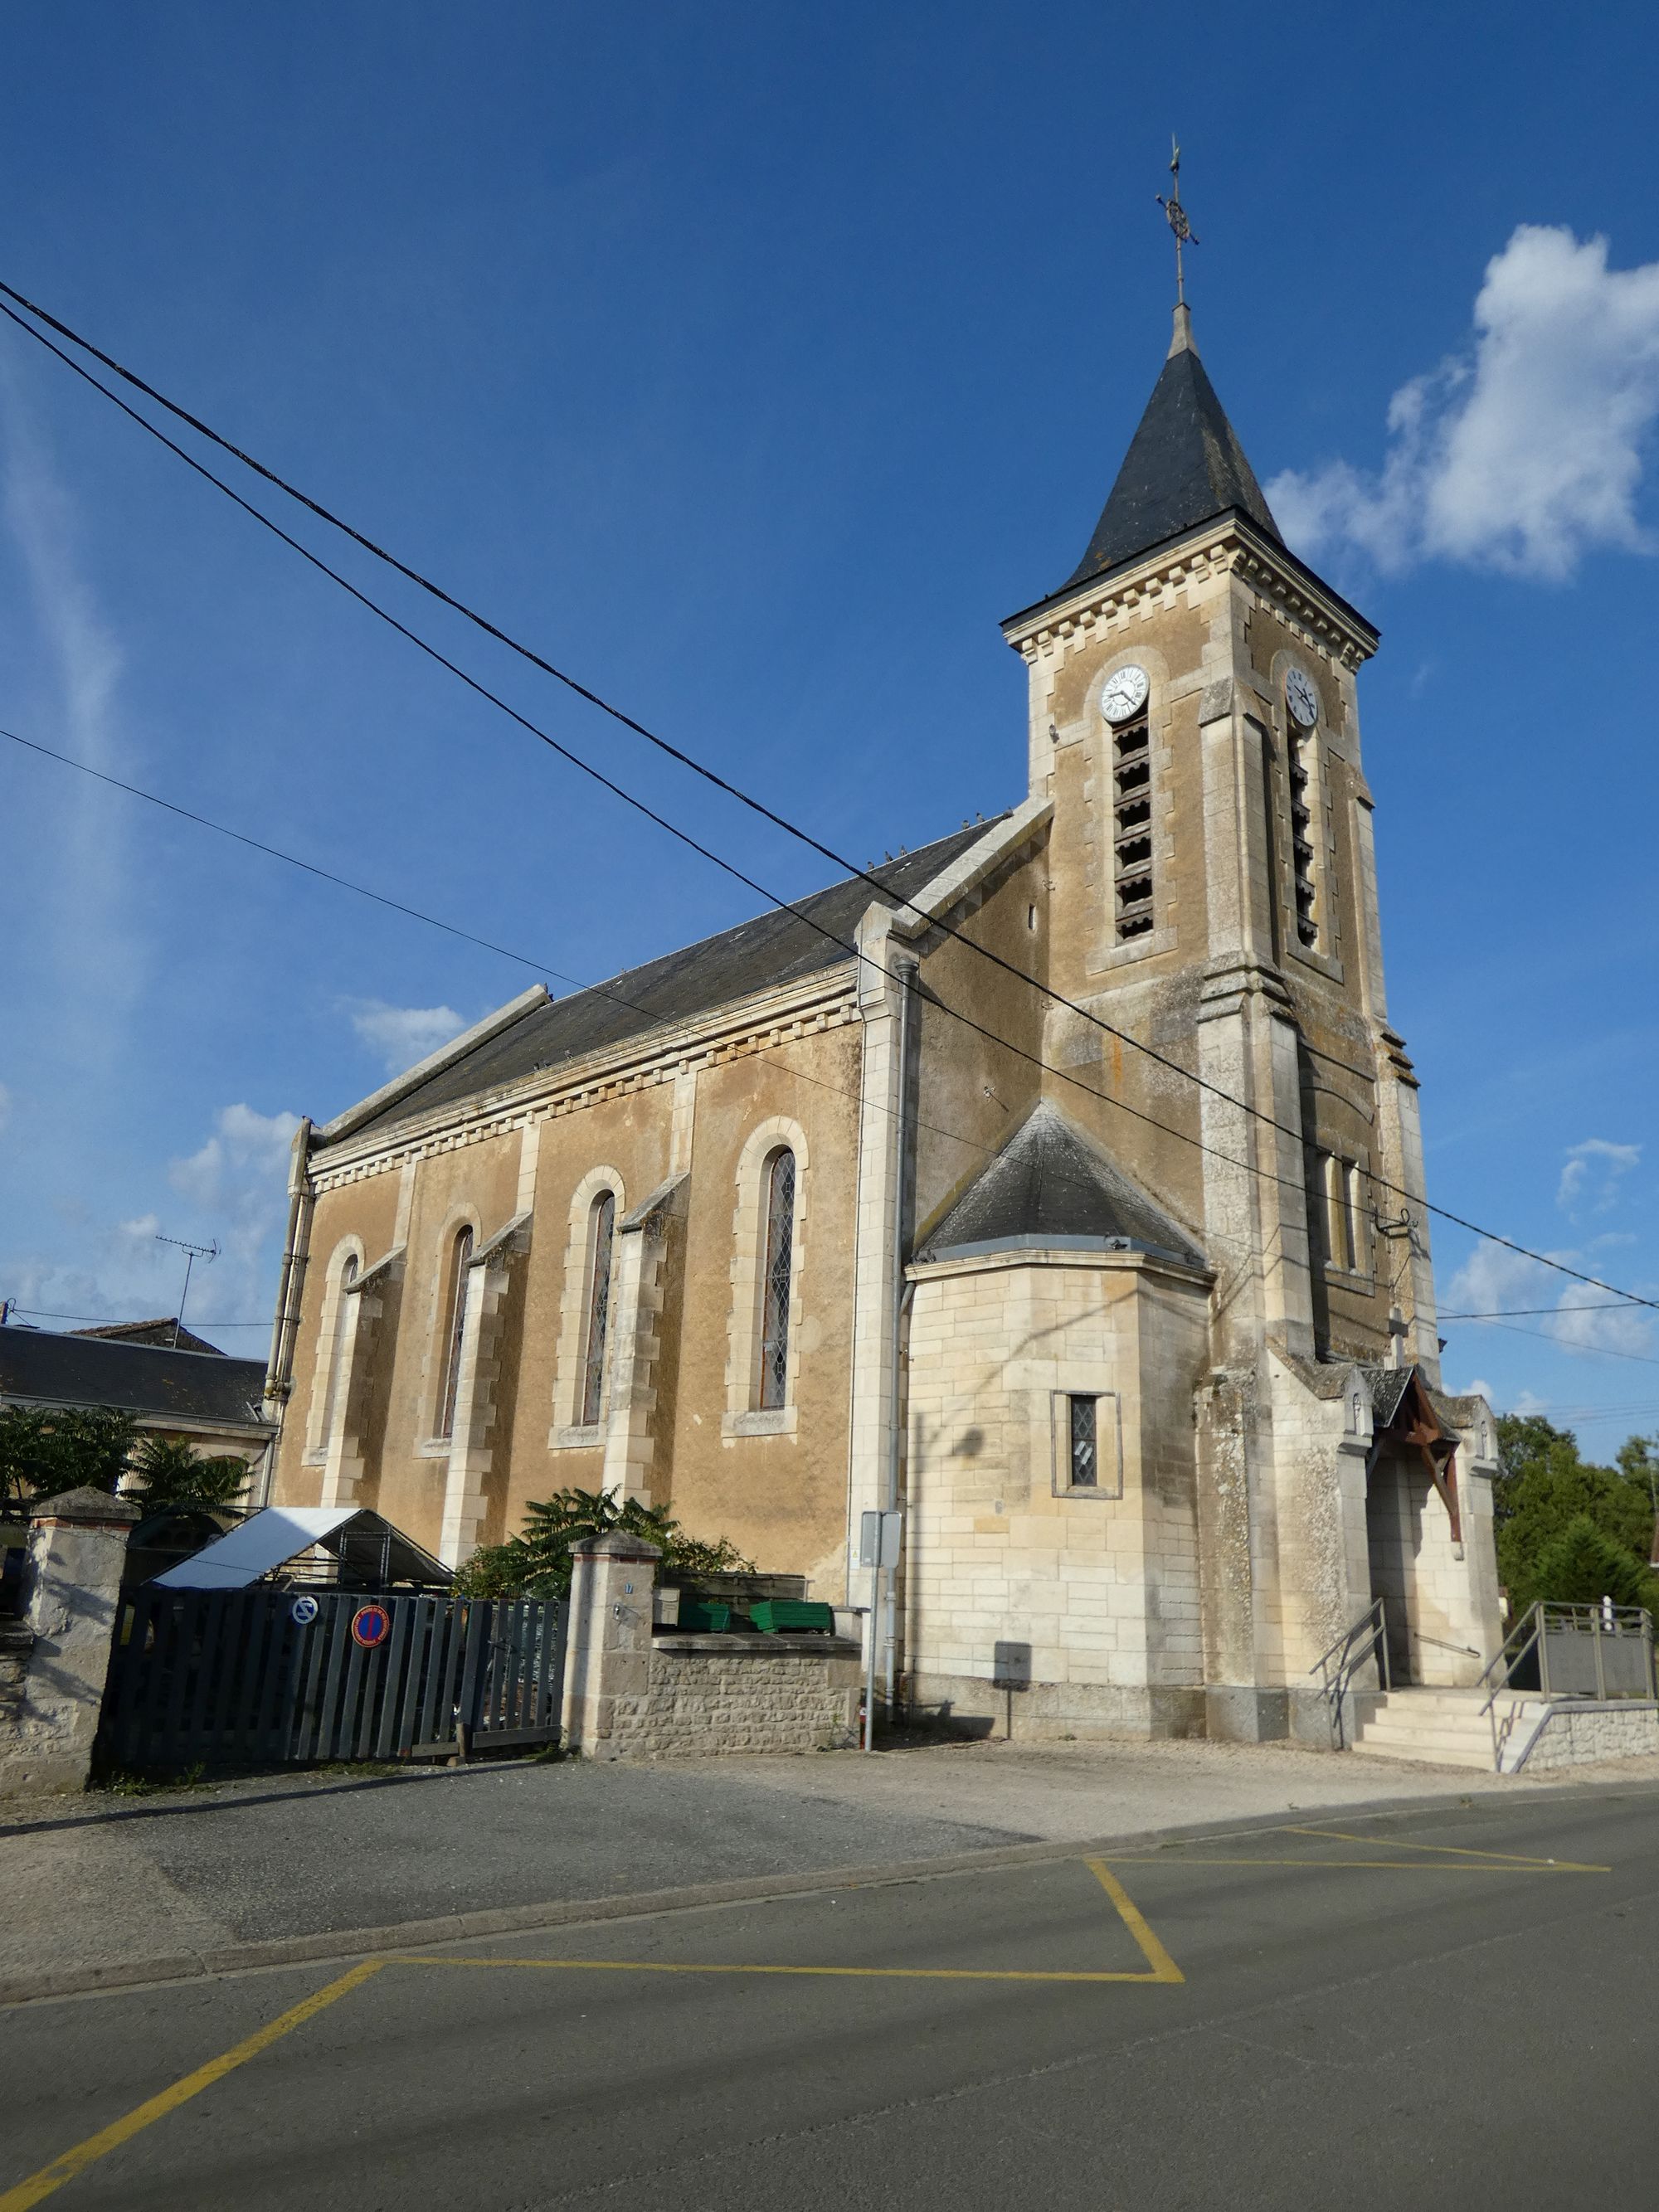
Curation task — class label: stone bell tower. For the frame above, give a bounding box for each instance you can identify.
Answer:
[995,292,1456,1732]
[1001,299,1438,1387]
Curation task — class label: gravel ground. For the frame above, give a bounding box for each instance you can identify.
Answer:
[5,1733,1657,1985]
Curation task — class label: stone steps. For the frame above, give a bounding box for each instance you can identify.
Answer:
[1348,1687,1541,1772]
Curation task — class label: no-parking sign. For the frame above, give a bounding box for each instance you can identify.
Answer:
[351,1602,392,1650]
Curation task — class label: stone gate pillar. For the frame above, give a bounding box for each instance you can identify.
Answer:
[560,1531,660,1760]
[0,1486,139,1796]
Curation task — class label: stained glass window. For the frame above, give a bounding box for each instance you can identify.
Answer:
[320,1253,358,1445]
[580,1192,615,1427]
[758,1149,796,1411]
[437,1228,474,1440]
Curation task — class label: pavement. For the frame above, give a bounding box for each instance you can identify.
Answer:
[5,1732,1659,1998]
[3,1781,1657,2210]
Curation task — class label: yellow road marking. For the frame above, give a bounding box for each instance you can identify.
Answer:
[1103,1854,1608,1874]
[1281,1825,1608,1872]
[0,1863,1182,2204]
[1083,1860,1185,1981]
[0,1960,383,2212]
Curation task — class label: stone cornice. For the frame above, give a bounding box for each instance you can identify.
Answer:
[1001,515,1378,673]
[309,965,862,1189]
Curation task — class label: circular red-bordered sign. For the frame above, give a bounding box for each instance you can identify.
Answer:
[351,1603,392,1650]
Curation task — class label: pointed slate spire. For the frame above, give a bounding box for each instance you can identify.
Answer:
[1063,307,1283,590]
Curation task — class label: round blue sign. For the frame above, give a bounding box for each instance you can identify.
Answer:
[289,1594,319,1626]
[351,1602,392,1649]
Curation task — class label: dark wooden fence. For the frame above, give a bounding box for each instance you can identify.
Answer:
[98,1587,565,1775]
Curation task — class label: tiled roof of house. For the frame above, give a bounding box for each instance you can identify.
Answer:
[0,1327,270,1432]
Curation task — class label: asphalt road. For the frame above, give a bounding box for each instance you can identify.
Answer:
[4,1785,1657,2211]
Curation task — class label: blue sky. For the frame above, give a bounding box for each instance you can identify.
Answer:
[1,2,1656,1455]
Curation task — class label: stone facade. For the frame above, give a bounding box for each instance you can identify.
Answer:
[265,305,1503,1750]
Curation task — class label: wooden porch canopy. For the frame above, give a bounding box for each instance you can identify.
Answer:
[1369,1365,1461,1544]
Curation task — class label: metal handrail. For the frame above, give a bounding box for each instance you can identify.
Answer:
[1310,1596,1390,1749]
[1410,1629,1482,1659]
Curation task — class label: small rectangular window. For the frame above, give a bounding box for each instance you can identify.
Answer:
[1052,1389,1120,1496]
[1068,1396,1098,1486]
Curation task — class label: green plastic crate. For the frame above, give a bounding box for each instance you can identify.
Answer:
[747,1599,836,1636]
[674,1598,732,1633]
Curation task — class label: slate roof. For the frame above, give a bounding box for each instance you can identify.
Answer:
[0,1328,270,1432]
[71,1318,225,1355]
[1063,318,1284,591]
[915,1101,1205,1269]
[348,819,1005,1141]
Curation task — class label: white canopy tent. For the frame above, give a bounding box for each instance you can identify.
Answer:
[153,1505,450,1592]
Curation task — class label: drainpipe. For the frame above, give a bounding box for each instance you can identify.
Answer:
[883,961,917,1719]
[262,1117,315,1500]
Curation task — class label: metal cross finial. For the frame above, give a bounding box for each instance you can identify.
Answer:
[1155,135,1199,305]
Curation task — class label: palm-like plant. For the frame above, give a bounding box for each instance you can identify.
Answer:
[127,1435,251,1513]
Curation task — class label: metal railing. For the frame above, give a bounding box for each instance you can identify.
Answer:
[1311,1595,1390,1748]
[1478,1601,1657,1771]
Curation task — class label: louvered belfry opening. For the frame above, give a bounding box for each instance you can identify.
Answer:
[758,1147,796,1410]
[1112,703,1155,941]
[1289,722,1319,947]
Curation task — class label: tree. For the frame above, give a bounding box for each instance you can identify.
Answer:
[126,1436,251,1513]
[1494,1415,1657,1614]
[1529,1515,1654,1609]
[0,1404,138,1510]
[455,1485,752,1600]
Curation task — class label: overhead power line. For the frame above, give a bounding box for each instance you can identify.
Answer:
[2,280,1653,1315]
[3,717,1371,1228]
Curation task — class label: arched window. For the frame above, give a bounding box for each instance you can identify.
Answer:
[436,1227,474,1440]
[579,1191,616,1427]
[758,1148,796,1411]
[319,1254,358,1444]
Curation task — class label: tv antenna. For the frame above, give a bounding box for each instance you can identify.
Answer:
[155,1232,219,1346]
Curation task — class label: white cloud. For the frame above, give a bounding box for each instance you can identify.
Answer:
[1267,225,1659,580]
[1513,1390,1550,1416]
[1462,1377,1495,1404]
[1,371,134,1029]
[1442,1233,1653,1360]
[349,999,468,1076]
[1558,1138,1641,1216]
[0,1099,299,1337]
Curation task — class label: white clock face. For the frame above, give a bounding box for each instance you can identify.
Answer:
[1286,667,1320,727]
[1101,664,1150,725]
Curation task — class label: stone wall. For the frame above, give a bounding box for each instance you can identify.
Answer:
[605,1635,860,1759]
[1518,1700,1659,1772]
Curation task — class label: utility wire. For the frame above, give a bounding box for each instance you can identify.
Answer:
[1440,1315,1659,1365]
[0,723,998,1172]
[1441,1305,1641,1320]
[2,281,1653,1313]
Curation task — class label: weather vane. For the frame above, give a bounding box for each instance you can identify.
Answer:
[1155,136,1199,305]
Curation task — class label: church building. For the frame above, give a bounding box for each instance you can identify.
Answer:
[264,296,1503,1744]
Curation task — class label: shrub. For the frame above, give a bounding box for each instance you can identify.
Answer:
[454,1485,751,1600]
[0,1404,138,1510]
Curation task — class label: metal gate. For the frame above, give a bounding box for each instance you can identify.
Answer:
[98,1588,566,1775]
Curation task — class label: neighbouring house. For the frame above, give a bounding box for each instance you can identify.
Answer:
[0,1323,275,1491]
[260,299,1502,1743]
